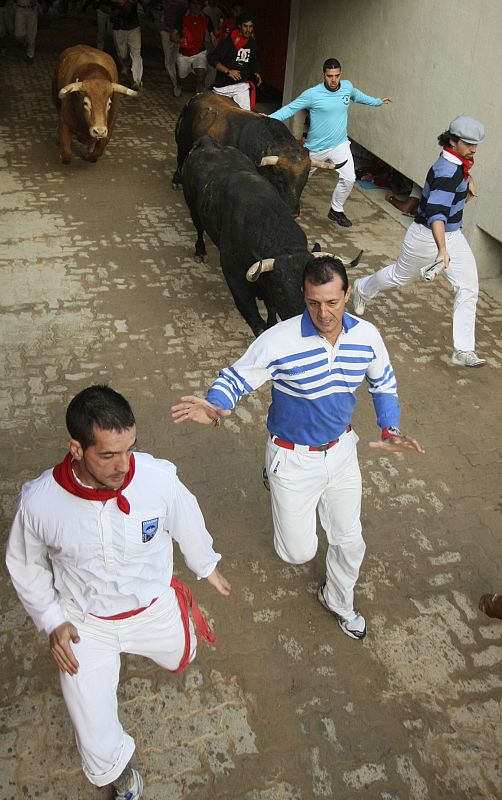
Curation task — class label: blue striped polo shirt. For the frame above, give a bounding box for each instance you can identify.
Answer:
[415,150,468,231]
[206,311,400,446]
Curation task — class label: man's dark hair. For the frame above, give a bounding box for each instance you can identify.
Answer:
[323,58,341,73]
[302,255,348,293]
[438,130,459,147]
[236,10,253,26]
[66,385,135,449]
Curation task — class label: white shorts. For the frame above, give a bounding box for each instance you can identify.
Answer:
[177,51,207,78]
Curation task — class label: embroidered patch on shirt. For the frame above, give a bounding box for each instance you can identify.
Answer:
[142,518,159,542]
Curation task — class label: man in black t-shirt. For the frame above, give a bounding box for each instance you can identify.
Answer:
[208,10,261,109]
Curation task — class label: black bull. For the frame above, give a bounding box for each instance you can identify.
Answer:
[173,92,340,217]
[182,137,362,337]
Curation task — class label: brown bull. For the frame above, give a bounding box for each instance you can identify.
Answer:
[52,45,137,164]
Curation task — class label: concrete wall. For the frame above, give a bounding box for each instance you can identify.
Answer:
[284,0,502,281]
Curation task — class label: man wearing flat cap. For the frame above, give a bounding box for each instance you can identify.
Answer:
[352,115,486,368]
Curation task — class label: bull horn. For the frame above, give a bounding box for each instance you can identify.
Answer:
[58,81,83,98]
[111,83,139,97]
[311,249,363,268]
[309,158,348,170]
[258,155,279,167]
[246,258,275,282]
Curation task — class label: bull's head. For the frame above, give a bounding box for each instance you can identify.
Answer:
[244,248,363,326]
[246,248,364,282]
[255,154,347,218]
[58,80,137,139]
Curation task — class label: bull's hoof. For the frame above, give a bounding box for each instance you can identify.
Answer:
[171,182,181,190]
[253,327,266,338]
[61,157,71,165]
[83,154,98,163]
[194,255,205,263]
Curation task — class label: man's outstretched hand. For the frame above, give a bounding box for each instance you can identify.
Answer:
[369,432,425,454]
[171,395,231,426]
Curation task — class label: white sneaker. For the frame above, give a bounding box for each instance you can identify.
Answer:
[337,610,367,640]
[351,278,366,315]
[317,584,367,640]
[451,350,486,368]
[114,768,143,800]
[173,84,182,97]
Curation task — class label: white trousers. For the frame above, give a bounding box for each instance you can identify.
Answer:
[113,26,143,84]
[265,429,365,617]
[308,139,355,212]
[357,221,479,352]
[160,31,179,89]
[60,590,196,787]
[96,8,112,51]
[212,82,250,110]
[15,4,37,57]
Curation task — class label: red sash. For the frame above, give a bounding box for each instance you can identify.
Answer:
[92,577,216,674]
[170,576,217,673]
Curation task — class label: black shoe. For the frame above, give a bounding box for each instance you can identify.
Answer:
[328,209,352,227]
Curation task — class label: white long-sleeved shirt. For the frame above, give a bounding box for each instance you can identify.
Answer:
[206,311,400,446]
[6,452,221,635]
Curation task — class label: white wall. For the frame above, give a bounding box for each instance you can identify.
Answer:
[283,0,502,278]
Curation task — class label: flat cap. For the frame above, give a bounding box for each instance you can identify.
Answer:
[449,115,485,144]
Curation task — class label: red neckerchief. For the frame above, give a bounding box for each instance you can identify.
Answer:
[231,29,249,51]
[443,147,473,179]
[53,452,135,514]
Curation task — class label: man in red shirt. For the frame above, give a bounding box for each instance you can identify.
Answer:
[215,2,242,44]
[171,0,215,93]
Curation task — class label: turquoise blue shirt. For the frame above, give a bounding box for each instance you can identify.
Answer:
[269,80,382,153]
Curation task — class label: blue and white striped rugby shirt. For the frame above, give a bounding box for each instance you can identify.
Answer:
[206,311,400,446]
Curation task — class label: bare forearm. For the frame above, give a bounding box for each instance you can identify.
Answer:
[431,220,446,254]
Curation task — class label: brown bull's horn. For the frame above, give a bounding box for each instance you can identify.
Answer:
[309,158,348,170]
[58,81,83,98]
[111,83,139,97]
[246,258,276,282]
[258,155,279,167]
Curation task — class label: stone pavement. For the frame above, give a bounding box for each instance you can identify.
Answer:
[1,17,501,800]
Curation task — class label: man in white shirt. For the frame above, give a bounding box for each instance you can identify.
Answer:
[172,256,423,643]
[6,384,230,800]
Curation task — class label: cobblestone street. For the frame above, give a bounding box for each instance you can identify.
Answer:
[1,17,501,800]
